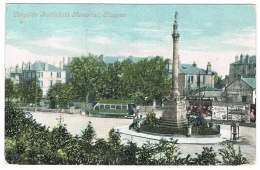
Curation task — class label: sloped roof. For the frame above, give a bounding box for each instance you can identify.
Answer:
[10,67,23,73]
[194,90,222,97]
[101,56,153,64]
[200,86,221,91]
[231,55,256,65]
[242,78,256,89]
[102,56,127,64]
[23,61,63,71]
[179,64,207,75]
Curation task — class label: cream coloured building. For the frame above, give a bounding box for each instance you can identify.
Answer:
[19,61,66,98]
[167,61,215,95]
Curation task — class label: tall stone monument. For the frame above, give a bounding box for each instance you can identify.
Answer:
[160,12,188,127]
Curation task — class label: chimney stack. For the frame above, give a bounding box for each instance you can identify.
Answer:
[62,57,65,66]
[192,61,197,67]
[240,54,244,64]
[206,62,212,74]
[45,62,48,70]
[22,62,25,71]
[15,64,19,73]
[245,54,249,64]
[235,55,239,62]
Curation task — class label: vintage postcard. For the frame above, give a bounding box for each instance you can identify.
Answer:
[4,3,256,166]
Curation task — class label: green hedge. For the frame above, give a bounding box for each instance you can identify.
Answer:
[197,126,219,135]
[140,124,219,136]
[140,112,220,136]
[140,124,188,135]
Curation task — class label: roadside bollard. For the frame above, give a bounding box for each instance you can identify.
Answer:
[187,125,192,137]
[230,122,239,140]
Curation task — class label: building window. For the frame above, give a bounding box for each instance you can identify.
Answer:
[37,72,43,78]
[50,80,53,87]
[57,72,61,78]
[25,72,29,78]
[203,75,205,83]
[50,72,53,78]
[242,96,247,102]
[188,76,194,84]
[197,75,200,87]
[39,81,43,88]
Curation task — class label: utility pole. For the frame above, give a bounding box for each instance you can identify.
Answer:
[35,78,37,112]
[198,72,201,106]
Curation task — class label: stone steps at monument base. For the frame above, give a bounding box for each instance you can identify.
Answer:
[159,119,188,127]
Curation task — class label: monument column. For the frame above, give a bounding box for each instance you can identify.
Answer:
[160,12,188,127]
[172,12,180,96]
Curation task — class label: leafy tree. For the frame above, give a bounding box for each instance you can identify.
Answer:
[219,142,248,165]
[50,124,72,151]
[17,79,42,106]
[108,128,121,145]
[5,102,52,164]
[5,101,28,138]
[70,54,105,104]
[137,140,156,165]
[47,83,74,108]
[132,92,147,105]
[212,71,222,89]
[92,138,110,164]
[5,78,16,101]
[62,135,83,164]
[107,128,122,164]
[132,57,171,105]
[121,140,138,165]
[142,111,158,127]
[190,147,220,165]
[158,138,184,165]
[5,102,250,165]
[81,121,96,143]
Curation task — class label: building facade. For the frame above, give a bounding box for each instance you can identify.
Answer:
[167,61,215,95]
[224,77,256,105]
[10,61,66,98]
[228,54,256,83]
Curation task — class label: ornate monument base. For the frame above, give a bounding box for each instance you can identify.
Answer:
[159,97,188,127]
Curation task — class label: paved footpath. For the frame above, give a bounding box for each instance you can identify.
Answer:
[117,124,256,164]
[116,125,229,144]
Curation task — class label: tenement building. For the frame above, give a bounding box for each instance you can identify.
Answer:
[228,54,256,83]
[166,61,215,95]
[10,61,66,99]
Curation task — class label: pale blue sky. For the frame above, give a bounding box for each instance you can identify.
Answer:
[5,4,256,76]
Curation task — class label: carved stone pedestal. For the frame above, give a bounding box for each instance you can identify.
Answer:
[160,99,188,127]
